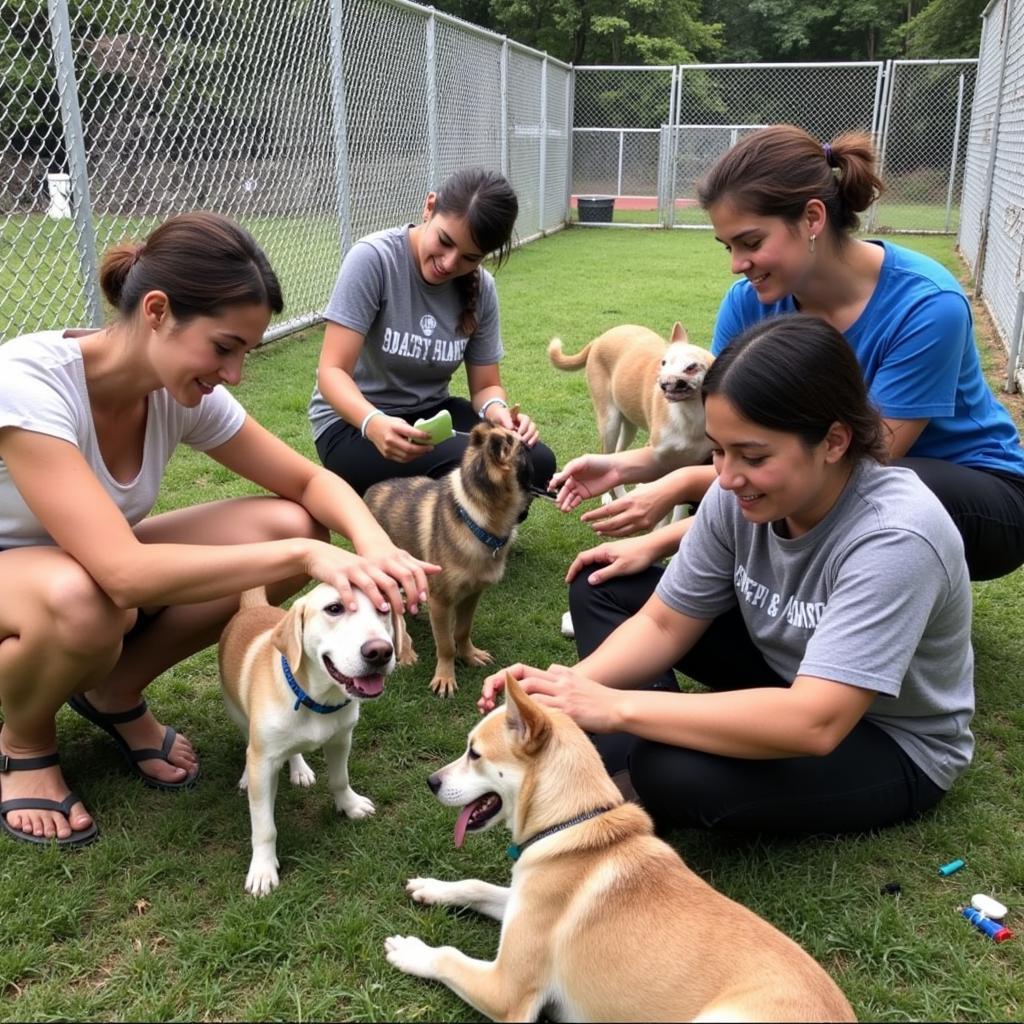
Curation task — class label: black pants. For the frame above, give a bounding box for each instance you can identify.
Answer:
[315,396,557,499]
[896,457,1024,581]
[569,569,945,835]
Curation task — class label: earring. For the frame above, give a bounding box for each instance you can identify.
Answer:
[809,233,817,254]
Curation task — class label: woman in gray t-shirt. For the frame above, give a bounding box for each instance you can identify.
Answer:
[310,167,555,497]
[480,314,975,835]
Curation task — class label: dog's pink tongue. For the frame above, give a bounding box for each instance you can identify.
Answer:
[454,803,476,848]
[352,674,384,697]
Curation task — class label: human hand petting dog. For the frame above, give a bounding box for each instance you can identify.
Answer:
[304,540,438,616]
[478,662,623,734]
[578,478,681,536]
[487,402,540,448]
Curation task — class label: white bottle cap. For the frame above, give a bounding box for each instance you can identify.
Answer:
[970,894,1008,920]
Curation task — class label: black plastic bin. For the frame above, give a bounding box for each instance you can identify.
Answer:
[577,195,615,223]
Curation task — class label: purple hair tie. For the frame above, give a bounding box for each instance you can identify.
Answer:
[823,142,836,167]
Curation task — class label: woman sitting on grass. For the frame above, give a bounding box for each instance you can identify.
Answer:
[481,315,974,835]
[309,166,555,500]
[555,124,1024,583]
[0,212,435,848]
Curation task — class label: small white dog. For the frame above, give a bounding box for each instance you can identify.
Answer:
[218,584,398,896]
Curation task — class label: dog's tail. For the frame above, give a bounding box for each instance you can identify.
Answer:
[239,585,269,609]
[547,337,592,371]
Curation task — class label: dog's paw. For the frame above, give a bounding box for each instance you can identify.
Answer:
[384,934,437,978]
[237,768,249,791]
[429,674,459,698]
[245,854,281,898]
[398,644,419,667]
[289,755,316,788]
[337,791,375,819]
[406,876,454,905]
[458,645,493,667]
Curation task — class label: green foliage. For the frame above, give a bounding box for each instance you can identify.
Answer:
[901,0,987,58]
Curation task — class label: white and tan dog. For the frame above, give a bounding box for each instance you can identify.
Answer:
[548,322,714,489]
[385,677,856,1023]
[218,584,398,896]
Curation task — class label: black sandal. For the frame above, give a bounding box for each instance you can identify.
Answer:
[0,751,99,848]
[67,694,199,791]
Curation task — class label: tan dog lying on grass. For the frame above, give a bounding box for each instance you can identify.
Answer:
[385,676,856,1023]
[548,322,714,496]
[364,423,533,697]
[218,584,398,896]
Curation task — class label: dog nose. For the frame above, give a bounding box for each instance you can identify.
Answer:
[360,638,394,665]
[427,772,441,794]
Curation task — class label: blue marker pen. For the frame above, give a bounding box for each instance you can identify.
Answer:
[961,907,1014,943]
[938,858,965,876]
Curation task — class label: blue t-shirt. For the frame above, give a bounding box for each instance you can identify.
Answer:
[711,241,1024,478]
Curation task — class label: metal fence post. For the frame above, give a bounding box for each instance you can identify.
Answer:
[328,0,352,258]
[500,39,510,178]
[867,60,895,232]
[565,63,575,220]
[47,0,101,327]
[945,72,966,234]
[538,56,548,234]
[973,0,1016,299]
[426,9,438,188]
[1006,289,1024,393]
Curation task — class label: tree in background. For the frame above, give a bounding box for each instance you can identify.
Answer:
[434,0,982,63]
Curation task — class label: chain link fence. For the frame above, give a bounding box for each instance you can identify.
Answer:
[2,0,570,342]
[572,59,976,232]
[959,0,1024,391]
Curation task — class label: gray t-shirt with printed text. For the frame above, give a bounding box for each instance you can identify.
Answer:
[656,460,975,790]
[309,226,503,439]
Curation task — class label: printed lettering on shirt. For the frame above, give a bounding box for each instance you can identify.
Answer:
[382,326,467,363]
[734,563,825,628]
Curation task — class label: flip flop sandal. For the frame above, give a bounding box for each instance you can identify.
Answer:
[66,694,200,792]
[0,751,98,848]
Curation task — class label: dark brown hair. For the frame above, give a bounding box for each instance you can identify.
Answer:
[432,167,518,335]
[697,124,883,237]
[702,313,888,464]
[99,211,283,323]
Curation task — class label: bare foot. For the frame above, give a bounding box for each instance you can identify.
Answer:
[81,690,198,785]
[0,730,92,840]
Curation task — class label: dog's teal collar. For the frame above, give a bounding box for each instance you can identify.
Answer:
[507,805,615,861]
[454,500,508,554]
[281,655,351,714]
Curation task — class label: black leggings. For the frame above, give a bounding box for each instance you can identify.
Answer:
[569,568,946,835]
[315,396,557,499]
[896,457,1024,581]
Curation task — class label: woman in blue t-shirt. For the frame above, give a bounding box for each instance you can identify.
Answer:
[553,124,1024,582]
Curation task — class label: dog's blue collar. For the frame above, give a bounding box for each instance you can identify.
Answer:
[454,501,508,555]
[507,805,615,861]
[281,655,351,714]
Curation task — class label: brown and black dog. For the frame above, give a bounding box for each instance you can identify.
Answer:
[364,423,533,697]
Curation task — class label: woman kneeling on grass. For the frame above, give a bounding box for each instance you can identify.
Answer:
[0,212,435,848]
[481,314,974,834]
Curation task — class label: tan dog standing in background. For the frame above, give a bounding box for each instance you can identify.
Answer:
[364,422,533,698]
[218,584,398,896]
[385,676,856,1023]
[548,322,714,496]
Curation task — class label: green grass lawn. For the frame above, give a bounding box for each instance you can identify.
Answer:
[2,227,1022,1022]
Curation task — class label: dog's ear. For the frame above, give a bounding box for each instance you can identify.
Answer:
[271,597,307,673]
[669,321,688,344]
[504,673,551,755]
